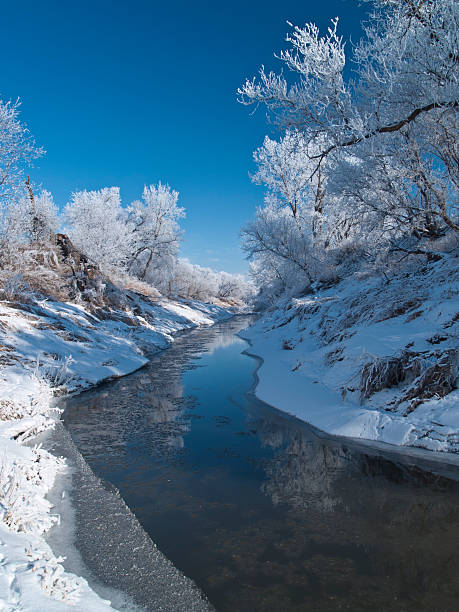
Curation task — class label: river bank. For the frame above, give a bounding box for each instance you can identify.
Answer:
[241,254,459,453]
[0,294,233,610]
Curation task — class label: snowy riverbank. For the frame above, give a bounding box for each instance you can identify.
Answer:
[0,294,232,610]
[242,254,458,454]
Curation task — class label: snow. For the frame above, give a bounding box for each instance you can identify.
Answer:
[243,255,459,453]
[0,293,232,610]
[0,523,117,611]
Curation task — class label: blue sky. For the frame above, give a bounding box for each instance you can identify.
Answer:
[0,0,368,273]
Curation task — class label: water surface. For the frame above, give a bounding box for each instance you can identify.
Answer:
[63,316,459,611]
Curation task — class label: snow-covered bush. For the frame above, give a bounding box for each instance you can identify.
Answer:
[0,273,37,302]
[33,354,75,390]
[0,446,62,535]
[170,258,253,303]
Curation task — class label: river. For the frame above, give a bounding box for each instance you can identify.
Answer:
[59,315,459,611]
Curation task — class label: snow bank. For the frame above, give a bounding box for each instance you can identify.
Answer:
[0,294,231,610]
[243,255,459,453]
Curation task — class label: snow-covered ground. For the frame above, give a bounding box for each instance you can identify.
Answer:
[242,254,459,453]
[0,294,232,610]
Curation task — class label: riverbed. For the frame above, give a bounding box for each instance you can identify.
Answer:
[61,315,459,611]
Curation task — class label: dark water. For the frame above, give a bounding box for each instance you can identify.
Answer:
[63,316,459,612]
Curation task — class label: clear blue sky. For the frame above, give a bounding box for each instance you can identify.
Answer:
[0,0,368,273]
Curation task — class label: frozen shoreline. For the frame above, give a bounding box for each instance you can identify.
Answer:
[244,346,459,479]
[241,255,459,455]
[0,295,231,610]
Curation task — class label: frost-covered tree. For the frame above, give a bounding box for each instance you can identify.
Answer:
[126,183,184,286]
[0,98,42,210]
[64,183,186,292]
[254,132,310,219]
[64,187,132,271]
[0,97,43,259]
[253,131,328,234]
[242,200,322,288]
[217,271,253,302]
[240,0,459,302]
[11,186,58,244]
[170,259,219,300]
[25,185,59,242]
[239,0,459,238]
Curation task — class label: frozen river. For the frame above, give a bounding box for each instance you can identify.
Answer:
[61,315,459,611]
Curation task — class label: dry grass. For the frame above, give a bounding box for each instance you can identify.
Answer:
[111,273,161,299]
[402,350,457,414]
[360,356,406,400]
[360,349,458,412]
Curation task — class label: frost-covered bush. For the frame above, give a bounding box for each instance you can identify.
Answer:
[25,545,83,605]
[401,350,458,413]
[0,446,62,535]
[170,258,253,303]
[0,273,37,302]
[33,354,75,390]
[111,270,162,299]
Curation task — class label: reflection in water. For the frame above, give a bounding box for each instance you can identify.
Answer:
[64,316,459,612]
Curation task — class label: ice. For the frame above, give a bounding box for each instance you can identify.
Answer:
[42,421,212,611]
